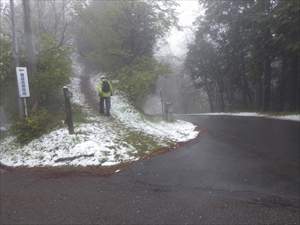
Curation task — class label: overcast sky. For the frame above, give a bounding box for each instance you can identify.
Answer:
[158,0,201,58]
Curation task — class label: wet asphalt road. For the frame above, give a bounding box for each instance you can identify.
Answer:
[1,115,299,224]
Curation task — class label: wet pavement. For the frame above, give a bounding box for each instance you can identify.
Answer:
[1,115,299,224]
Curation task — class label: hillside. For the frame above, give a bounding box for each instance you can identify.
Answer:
[0,69,200,168]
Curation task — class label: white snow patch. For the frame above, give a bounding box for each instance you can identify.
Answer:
[1,69,298,168]
[183,112,300,122]
[0,74,199,167]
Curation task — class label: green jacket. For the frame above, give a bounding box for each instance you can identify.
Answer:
[98,79,113,97]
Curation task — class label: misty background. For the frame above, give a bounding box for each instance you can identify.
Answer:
[0,0,299,140]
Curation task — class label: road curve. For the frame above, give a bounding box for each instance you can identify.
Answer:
[1,115,299,224]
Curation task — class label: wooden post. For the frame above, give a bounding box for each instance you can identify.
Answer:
[63,86,74,134]
[160,88,164,119]
[164,102,173,122]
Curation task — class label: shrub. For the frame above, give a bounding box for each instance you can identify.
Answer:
[11,108,51,144]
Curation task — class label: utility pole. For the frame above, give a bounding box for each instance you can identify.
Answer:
[10,0,24,120]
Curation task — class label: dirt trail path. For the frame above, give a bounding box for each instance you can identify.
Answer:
[80,75,99,113]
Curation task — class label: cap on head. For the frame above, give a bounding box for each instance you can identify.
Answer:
[100,75,105,79]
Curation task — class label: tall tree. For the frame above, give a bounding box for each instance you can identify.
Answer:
[185,31,220,112]
[186,0,298,113]
[186,1,256,112]
[22,0,37,93]
[0,0,74,120]
[74,0,179,101]
[247,0,275,111]
[273,0,300,111]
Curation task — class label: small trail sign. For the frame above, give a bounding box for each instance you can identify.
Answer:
[16,67,30,98]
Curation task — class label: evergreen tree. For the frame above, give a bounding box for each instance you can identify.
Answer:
[185,0,299,113]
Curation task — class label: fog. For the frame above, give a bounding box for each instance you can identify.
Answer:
[143,1,208,115]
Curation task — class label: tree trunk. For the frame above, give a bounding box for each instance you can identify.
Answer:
[242,62,252,109]
[218,77,225,112]
[288,55,299,112]
[258,76,263,110]
[278,57,287,111]
[22,0,37,102]
[262,0,272,112]
[204,80,215,112]
[263,56,272,111]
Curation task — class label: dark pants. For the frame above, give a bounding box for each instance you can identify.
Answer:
[99,97,111,116]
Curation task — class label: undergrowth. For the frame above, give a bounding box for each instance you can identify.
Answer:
[10,108,64,144]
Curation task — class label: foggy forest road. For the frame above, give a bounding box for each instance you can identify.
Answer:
[1,115,299,224]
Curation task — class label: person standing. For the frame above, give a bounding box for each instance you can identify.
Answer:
[98,75,113,116]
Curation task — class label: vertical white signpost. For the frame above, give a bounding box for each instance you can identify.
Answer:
[16,67,30,116]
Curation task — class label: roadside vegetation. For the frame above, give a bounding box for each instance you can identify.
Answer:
[0,74,199,167]
[185,0,299,113]
[0,0,299,146]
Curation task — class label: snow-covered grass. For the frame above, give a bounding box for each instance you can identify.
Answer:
[0,75,199,168]
[1,72,298,168]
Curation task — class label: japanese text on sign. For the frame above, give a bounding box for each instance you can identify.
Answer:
[16,67,30,97]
